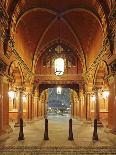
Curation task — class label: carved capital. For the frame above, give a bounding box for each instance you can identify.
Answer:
[92,86,100,92]
[15,86,26,92]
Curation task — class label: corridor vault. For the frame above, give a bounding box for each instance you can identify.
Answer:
[0,0,116,139]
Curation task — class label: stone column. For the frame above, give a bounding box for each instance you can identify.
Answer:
[3,76,10,130]
[34,87,39,118]
[94,87,99,120]
[78,97,81,118]
[112,75,116,133]
[84,93,87,120]
[88,93,91,120]
[18,89,23,120]
[94,87,103,127]
[14,87,24,127]
[107,42,116,133]
[108,73,116,134]
[0,75,3,132]
[86,92,91,121]
[0,60,10,133]
[37,97,39,117]
[28,93,33,120]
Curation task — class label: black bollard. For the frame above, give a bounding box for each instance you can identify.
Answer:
[92,119,98,140]
[18,118,24,140]
[44,118,49,140]
[68,118,74,140]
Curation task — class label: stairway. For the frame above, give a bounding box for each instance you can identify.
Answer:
[0,146,116,155]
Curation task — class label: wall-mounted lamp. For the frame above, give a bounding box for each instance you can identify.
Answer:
[103,90,109,98]
[22,94,26,102]
[8,90,15,99]
[91,95,96,102]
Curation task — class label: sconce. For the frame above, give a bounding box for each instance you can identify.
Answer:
[8,90,15,99]
[91,95,96,102]
[103,90,109,98]
[22,94,27,102]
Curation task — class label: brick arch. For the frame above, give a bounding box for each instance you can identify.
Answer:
[93,61,109,89]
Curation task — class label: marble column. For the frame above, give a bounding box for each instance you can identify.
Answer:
[3,76,9,130]
[37,96,39,117]
[86,92,91,121]
[0,75,3,132]
[94,87,100,120]
[28,93,33,120]
[108,74,116,134]
[78,97,81,118]
[18,90,23,120]
[14,88,24,127]
[94,87,103,127]
[112,75,116,133]
[84,93,87,120]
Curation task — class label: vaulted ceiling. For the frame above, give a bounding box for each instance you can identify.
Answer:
[4,0,113,73]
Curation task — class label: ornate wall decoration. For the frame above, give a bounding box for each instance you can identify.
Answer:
[0,59,7,74]
[110,60,116,73]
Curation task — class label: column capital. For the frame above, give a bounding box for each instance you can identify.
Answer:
[15,86,25,92]
[92,86,100,92]
[85,91,93,95]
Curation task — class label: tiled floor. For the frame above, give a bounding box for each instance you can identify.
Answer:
[0,115,116,154]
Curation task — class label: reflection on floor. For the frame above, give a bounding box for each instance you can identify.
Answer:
[0,115,116,154]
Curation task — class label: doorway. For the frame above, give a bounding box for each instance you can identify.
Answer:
[47,88,71,118]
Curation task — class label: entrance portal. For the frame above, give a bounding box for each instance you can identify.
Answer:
[48,88,71,117]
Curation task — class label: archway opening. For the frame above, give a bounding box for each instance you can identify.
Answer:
[48,88,71,117]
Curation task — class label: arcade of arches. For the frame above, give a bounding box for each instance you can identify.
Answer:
[0,0,116,139]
